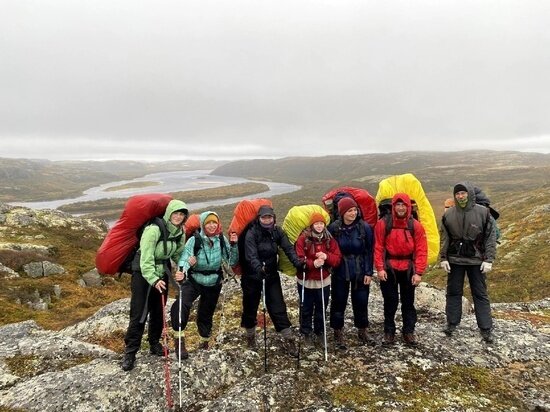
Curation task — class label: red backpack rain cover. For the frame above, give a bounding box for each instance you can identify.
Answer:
[95,193,173,276]
[321,186,378,228]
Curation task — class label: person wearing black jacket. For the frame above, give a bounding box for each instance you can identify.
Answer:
[240,205,304,357]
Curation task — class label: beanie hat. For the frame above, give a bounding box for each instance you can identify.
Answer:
[453,184,468,195]
[309,212,325,226]
[337,197,358,216]
[203,213,219,226]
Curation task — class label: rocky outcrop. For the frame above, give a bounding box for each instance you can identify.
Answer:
[22,261,66,278]
[0,276,548,412]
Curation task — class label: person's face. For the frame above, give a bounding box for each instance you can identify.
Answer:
[170,211,186,226]
[312,221,325,233]
[204,220,218,235]
[343,207,358,224]
[394,202,407,217]
[455,191,468,202]
[260,215,274,225]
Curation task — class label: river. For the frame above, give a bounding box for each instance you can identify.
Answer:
[10,170,301,212]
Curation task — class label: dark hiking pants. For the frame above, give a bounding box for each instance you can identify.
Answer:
[240,273,291,332]
[446,263,492,330]
[297,283,330,336]
[170,277,222,338]
[124,271,167,354]
[379,269,417,334]
[329,276,370,330]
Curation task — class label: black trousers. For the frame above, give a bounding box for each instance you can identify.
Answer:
[446,263,492,330]
[170,277,222,338]
[379,269,417,334]
[240,273,291,332]
[124,272,167,355]
[297,284,330,336]
[329,276,370,330]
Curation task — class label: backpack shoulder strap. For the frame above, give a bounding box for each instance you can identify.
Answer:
[383,214,393,237]
[151,216,169,255]
[219,233,228,259]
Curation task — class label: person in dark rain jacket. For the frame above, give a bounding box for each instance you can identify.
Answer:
[240,205,304,357]
[328,197,374,350]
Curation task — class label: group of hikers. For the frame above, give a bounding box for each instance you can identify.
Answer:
[120,180,498,372]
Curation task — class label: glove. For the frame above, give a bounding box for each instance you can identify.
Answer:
[440,260,451,273]
[480,262,492,273]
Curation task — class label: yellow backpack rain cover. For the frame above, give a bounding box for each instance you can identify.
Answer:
[279,204,330,276]
[376,173,440,264]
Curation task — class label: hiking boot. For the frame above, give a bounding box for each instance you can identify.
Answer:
[357,328,375,346]
[282,337,299,358]
[383,333,395,345]
[443,324,457,337]
[403,333,417,346]
[246,333,257,349]
[480,329,494,344]
[314,332,326,349]
[198,339,209,350]
[174,337,188,361]
[121,352,136,371]
[334,329,347,350]
[302,333,314,348]
[149,342,166,356]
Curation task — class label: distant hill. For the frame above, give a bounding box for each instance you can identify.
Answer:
[0,158,227,202]
[213,150,550,193]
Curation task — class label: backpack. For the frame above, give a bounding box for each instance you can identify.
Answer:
[474,186,501,243]
[375,174,439,264]
[279,204,330,275]
[322,187,378,228]
[228,198,273,276]
[95,193,178,276]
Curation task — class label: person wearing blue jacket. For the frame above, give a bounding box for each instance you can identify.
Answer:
[328,197,374,350]
[170,211,238,360]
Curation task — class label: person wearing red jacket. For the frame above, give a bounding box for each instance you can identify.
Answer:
[295,212,342,346]
[374,193,428,346]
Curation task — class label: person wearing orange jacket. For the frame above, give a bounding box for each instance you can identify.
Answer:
[374,193,428,346]
[295,212,342,346]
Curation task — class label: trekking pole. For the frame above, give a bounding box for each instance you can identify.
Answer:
[262,262,268,373]
[320,266,328,362]
[297,266,306,368]
[160,292,173,409]
[177,280,183,410]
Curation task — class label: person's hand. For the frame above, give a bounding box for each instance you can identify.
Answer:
[440,260,451,273]
[377,270,387,282]
[314,258,324,268]
[480,262,493,273]
[229,232,238,244]
[175,270,186,282]
[154,279,166,293]
[315,252,327,261]
[188,256,197,266]
[411,274,422,286]
[363,275,372,285]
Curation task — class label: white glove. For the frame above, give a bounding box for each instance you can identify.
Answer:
[480,262,493,273]
[440,260,451,273]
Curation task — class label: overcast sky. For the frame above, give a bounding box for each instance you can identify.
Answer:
[1,0,549,161]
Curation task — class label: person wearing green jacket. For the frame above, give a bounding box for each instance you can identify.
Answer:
[122,199,188,371]
[171,211,238,360]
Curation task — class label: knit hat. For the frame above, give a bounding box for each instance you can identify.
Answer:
[337,197,358,216]
[309,212,325,226]
[203,213,219,226]
[453,184,468,195]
